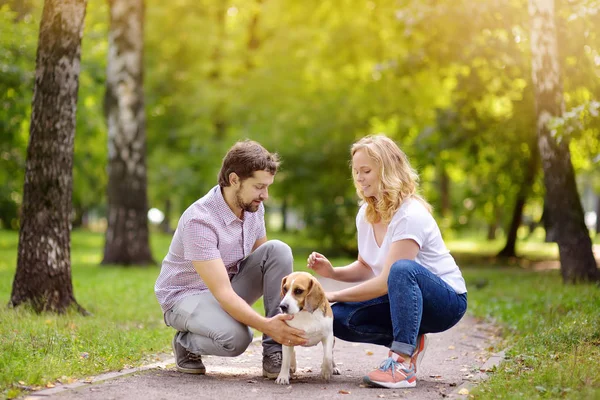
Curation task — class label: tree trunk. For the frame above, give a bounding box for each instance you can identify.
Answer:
[596,194,600,237]
[528,0,598,283]
[211,2,227,140]
[245,0,263,70]
[439,164,450,218]
[281,196,288,232]
[102,0,154,266]
[498,138,539,258]
[159,198,172,234]
[9,0,88,314]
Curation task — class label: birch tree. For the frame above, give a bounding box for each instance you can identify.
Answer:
[528,0,598,283]
[10,0,88,313]
[102,0,154,265]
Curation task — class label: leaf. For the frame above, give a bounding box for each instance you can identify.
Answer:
[338,389,351,394]
[458,388,469,395]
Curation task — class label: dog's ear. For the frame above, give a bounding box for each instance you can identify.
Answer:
[304,277,324,313]
[280,276,288,298]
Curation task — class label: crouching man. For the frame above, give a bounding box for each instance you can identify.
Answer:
[155,140,306,378]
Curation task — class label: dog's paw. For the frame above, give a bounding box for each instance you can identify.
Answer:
[320,366,332,381]
[275,374,290,385]
[331,362,341,375]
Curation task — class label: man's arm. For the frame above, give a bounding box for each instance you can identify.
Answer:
[252,236,267,252]
[192,258,306,345]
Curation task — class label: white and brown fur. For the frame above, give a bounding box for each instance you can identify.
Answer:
[276,271,340,385]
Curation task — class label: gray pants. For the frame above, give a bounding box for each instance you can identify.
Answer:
[164,240,293,357]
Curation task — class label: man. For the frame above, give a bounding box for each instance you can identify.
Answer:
[155,140,306,378]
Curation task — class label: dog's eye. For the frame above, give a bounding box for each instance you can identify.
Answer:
[294,288,304,295]
[282,287,288,294]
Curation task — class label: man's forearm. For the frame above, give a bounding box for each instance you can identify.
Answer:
[217,290,269,333]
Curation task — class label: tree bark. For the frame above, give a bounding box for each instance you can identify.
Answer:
[245,0,263,70]
[159,198,172,234]
[596,194,600,237]
[439,165,450,218]
[498,138,539,258]
[9,0,88,313]
[102,0,154,265]
[528,0,598,283]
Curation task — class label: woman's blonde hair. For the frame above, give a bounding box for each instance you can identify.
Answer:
[351,134,431,224]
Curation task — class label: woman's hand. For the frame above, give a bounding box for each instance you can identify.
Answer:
[307,252,335,278]
[325,291,338,303]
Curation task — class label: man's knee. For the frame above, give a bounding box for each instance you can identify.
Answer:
[216,326,253,357]
[264,240,293,265]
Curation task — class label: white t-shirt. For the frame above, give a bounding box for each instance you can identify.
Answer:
[356,199,467,294]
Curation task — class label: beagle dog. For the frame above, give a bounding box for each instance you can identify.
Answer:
[276,271,340,385]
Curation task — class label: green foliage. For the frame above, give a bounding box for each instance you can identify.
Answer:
[1,0,599,247]
[0,4,38,229]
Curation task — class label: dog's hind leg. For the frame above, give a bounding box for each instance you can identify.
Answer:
[320,333,335,381]
[331,337,340,375]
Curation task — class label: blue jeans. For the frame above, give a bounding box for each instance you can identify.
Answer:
[332,259,467,357]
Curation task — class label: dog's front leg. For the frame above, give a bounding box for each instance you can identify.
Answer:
[290,346,296,374]
[320,333,335,381]
[275,345,293,385]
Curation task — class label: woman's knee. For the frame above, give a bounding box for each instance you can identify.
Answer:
[388,259,420,282]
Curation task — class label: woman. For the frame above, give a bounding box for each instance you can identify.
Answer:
[307,134,467,389]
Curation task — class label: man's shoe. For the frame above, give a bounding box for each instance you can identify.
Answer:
[172,334,206,374]
[262,352,282,379]
[410,334,429,374]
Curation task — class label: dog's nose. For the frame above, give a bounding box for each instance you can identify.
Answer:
[279,303,289,314]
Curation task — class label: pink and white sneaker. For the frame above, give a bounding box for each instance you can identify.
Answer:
[363,352,417,389]
[410,334,429,374]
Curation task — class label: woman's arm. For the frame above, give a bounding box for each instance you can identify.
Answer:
[330,255,375,282]
[327,239,420,303]
[307,253,374,282]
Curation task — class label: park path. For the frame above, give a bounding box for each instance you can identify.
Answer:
[26,279,504,400]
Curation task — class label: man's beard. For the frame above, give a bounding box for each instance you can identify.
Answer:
[235,188,260,213]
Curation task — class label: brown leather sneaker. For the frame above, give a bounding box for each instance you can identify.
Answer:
[172,334,206,374]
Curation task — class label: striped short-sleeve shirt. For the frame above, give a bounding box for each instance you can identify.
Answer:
[154,185,266,313]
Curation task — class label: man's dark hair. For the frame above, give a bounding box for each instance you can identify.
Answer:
[218,140,280,187]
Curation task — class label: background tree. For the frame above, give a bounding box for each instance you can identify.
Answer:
[9,0,88,313]
[102,0,154,265]
[528,0,598,283]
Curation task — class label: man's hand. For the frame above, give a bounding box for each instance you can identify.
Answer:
[262,314,308,346]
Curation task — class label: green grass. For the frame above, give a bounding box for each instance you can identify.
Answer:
[1,229,599,399]
[462,267,600,399]
[0,230,175,398]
